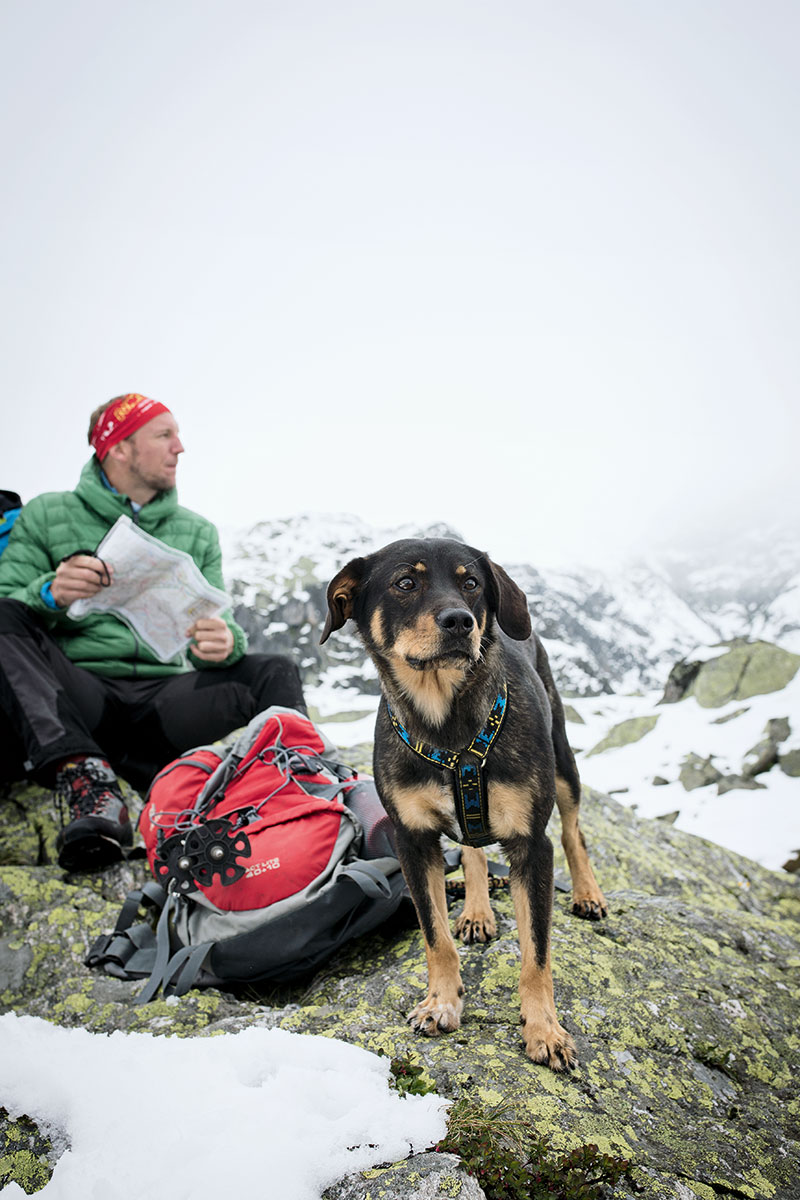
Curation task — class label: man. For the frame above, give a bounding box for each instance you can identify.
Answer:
[0,394,306,871]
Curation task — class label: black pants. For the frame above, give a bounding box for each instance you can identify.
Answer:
[0,598,307,793]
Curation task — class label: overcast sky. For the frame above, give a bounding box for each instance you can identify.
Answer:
[1,0,797,567]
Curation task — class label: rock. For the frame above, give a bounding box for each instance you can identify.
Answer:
[742,717,793,779]
[660,642,800,709]
[691,643,800,709]
[742,740,780,779]
[322,1152,486,1200]
[585,715,659,757]
[779,749,800,778]
[652,776,670,787]
[0,1109,61,1194]
[563,704,585,725]
[2,780,800,1199]
[655,811,680,825]
[660,659,703,705]
[711,707,750,725]
[678,754,722,792]
[717,775,767,795]
[764,718,791,745]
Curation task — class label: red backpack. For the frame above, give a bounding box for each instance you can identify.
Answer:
[87,707,406,999]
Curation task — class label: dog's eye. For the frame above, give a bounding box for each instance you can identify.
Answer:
[394,576,416,592]
[462,577,479,592]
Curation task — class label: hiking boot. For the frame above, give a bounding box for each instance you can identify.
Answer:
[54,756,133,871]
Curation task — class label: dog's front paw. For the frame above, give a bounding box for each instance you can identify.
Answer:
[408,991,463,1036]
[454,906,497,944]
[521,1014,578,1072]
[571,890,608,921]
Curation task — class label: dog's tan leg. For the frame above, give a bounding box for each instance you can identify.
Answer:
[453,846,497,944]
[408,857,464,1035]
[555,776,607,920]
[510,874,577,1071]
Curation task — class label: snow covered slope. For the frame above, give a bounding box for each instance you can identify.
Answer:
[571,667,800,872]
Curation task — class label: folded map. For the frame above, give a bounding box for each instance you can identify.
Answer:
[68,515,229,663]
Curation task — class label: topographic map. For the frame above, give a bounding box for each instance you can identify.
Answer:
[68,516,229,662]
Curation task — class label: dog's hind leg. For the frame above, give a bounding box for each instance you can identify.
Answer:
[550,710,607,919]
[554,765,608,920]
[398,832,465,1036]
[507,830,578,1071]
[453,846,497,944]
[535,638,607,918]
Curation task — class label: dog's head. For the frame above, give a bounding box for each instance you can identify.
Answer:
[320,538,531,674]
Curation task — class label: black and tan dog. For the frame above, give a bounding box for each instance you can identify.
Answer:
[320,538,607,1070]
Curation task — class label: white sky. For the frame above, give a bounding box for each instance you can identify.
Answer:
[0,1015,448,1200]
[1,0,798,566]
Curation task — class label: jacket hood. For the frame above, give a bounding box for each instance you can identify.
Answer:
[74,458,179,531]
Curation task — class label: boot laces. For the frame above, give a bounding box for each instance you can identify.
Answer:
[56,759,126,823]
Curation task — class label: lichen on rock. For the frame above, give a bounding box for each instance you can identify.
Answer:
[1,773,799,1199]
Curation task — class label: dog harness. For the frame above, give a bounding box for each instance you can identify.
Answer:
[386,682,508,847]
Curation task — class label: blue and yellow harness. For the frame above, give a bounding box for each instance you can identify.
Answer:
[386,682,508,847]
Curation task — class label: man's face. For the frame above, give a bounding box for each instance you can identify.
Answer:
[124,412,184,492]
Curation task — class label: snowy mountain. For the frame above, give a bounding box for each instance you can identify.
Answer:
[220,512,800,698]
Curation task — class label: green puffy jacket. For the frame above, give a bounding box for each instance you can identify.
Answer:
[0,459,247,677]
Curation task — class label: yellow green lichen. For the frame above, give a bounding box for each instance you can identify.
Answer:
[0,1149,52,1193]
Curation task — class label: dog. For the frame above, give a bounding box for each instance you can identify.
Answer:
[320,538,607,1070]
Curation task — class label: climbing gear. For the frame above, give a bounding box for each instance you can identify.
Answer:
[386,682,508,847]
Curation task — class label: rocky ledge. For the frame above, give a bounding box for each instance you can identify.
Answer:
[1,773,799,1199]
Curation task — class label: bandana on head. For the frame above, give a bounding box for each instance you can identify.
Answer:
[90,394,171,460]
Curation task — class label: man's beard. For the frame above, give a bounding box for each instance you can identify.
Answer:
[129,451,176,493]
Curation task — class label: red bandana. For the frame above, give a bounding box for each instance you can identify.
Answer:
[90,394,171,460]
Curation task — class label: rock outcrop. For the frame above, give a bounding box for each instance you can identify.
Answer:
[661,642,800,709]
[2,774,799,1199]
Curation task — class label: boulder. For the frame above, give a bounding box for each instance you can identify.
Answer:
[742,722,789,781]
[322,1153,485,1200]
[585,715,659,757]
[779,749,800,778]
[2,776,800,1199]
[693,643,799,709]
[660,642,800,709]
[717,775,767,795]
[660,660,703,705]
[678,754,722,792]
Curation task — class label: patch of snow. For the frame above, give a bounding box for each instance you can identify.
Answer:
[0,1016,448,1200]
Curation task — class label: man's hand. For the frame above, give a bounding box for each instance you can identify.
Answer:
[187,616,234,663]
[51,556,114,607]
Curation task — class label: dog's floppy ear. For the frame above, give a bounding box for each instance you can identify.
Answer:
[481,556,532,641]
[320,557,368,644]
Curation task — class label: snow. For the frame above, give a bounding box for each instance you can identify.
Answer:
[0,1016,449,1200]
[573,672,800,871]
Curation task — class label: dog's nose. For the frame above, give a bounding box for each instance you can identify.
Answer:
[436,608,475,636]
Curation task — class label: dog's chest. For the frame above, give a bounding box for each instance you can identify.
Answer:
[390,778,462,840]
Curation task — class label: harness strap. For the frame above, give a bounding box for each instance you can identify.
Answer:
[386,683,507,847]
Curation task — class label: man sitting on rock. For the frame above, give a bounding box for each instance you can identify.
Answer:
[0,393,306,871]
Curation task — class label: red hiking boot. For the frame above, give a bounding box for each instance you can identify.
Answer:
[54,756,133,871]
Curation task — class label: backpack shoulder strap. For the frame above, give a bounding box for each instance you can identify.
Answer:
[85,881,166,979]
